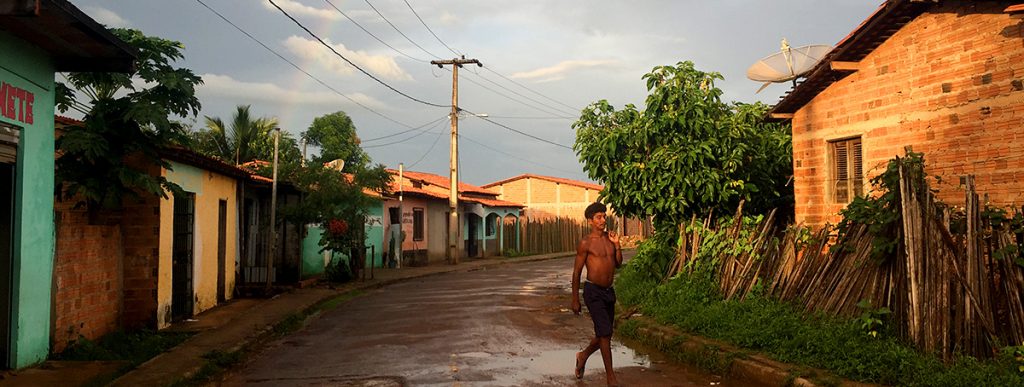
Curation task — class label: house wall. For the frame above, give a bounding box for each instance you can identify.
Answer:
[489,178,598,220]
[427,200,450,263]
[0,30,57,368]
[157,161,237,328]
[301,225,327,278]
[51,202,122,353]
[792,1,1024,227]
[121,165,162,330]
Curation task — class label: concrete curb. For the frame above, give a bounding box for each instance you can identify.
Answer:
[111,251,576,386]
[621,316,875,387]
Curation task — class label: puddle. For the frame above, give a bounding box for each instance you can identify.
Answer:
[459,343,651,386]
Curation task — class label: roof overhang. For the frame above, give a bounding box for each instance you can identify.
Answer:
[0,0,136,72]
[769,0,934,117]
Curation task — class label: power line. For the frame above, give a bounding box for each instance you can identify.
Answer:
[322,0,428,63]
[362,118,445,149]
[267,0,449,108]
[362,0,442,60]
[486,116,574,120]
[458,132,582,177]
[195,0,425,131]
[361,116,447,142]
[460,107,573,150]
[408,129,445,168]
[482,65,581,113]
[403,0,460,57]
[453,68,575,119]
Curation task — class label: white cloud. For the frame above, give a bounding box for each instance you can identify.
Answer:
[282,36,411,81]
[510,60,620,82]
[82,6,130,28]
[262,0,340,20]
[439,11,458,26]
[197,74,386,109]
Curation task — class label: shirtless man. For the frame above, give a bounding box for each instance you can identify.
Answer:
[571,202,624,386]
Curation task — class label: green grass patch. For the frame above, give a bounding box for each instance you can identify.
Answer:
[55,330,193,366]
[617,241,1024,386]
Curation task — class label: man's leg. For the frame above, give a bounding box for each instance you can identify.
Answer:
[598,336,617,385]
[576,336,600,378]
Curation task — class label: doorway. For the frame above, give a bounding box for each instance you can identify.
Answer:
[172,193,195,320]
[0,123,19,368]
[217,199,227,303]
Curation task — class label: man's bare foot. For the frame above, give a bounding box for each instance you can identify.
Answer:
[606,374,619,386]
[574,351,586,379]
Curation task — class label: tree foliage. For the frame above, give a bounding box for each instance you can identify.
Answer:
[302,111,369,170]
[191,105,301,165]
[55,28,202,208]
[573,61,793,227]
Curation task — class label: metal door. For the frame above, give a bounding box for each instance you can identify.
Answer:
[0,123,19,368]
[172,194,195,320]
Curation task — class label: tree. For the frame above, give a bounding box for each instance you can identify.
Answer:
[573,61,792,228]
[191,105,301,165]
[302,111,370,170]
[56,28,202,208]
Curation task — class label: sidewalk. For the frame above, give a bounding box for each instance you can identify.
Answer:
[0,252,574,387]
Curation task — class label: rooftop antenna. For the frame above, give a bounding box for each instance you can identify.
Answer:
[747,38,832,94]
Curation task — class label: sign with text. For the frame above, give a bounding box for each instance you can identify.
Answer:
[0,81,34,125]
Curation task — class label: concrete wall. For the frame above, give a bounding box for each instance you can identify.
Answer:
[158,161,237,328]
[0,30,56,368]
[791,2,1024,227]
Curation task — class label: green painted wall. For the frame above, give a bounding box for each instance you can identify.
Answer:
[364,202,384,268]
[301,225,325,278]
[0,30,56,368]
[301,200,385,278]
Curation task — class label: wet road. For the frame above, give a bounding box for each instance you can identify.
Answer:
[221,255,736,386]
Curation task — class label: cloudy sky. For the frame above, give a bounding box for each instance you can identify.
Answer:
[72,0,879,185]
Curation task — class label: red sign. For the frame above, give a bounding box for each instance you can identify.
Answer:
[0,82,34,125]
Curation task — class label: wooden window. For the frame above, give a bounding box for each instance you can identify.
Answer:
[830,137,864,203]
[413,208,424,241]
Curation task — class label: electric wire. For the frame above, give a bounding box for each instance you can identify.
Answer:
[482,66,581,113]
[408,129,445,169]
[460,107,573,150]
[402,0,461,57]
[322,0,429,63]
[362,118,446,149]
[195,0,426,130]
[458,132,582,177]
[361,116,447,142]
[467,71,577,117]
[267,0,449,108]
[362,0,443,60]
[451,68,574,120]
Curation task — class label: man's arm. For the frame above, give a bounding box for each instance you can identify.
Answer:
[608,232,623,268]
[571,239,587,315]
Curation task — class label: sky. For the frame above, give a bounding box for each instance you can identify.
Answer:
[71,0,880,186]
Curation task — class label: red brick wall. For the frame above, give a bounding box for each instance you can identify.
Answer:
[52,201,123,353]
[120,192,161,330]
[489,178,599,220]
[792,1,1024,227]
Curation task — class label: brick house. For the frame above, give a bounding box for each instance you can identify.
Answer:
[53,117,250,350]
[770,0,1024,227]
[482,174,652,238]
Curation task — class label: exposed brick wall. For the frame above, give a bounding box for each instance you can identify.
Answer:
[792,2,1024,227]
[489,177,599,221]
[120,165,163,330]
[51,200,123,352]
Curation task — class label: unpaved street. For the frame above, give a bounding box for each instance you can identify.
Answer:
[220,255,739,386]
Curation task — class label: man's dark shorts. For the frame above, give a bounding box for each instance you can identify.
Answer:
[583,281,616,337]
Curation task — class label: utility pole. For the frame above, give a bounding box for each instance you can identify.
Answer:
[431,56,481,265]
[266,128,280,292]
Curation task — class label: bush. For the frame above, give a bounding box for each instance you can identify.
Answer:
[325,255,354,283]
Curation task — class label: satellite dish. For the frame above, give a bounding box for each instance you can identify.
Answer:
[747,39,832,93]
[325,159,345,171]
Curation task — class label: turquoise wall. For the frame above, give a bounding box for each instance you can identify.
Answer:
[364,202,384,268]
[301,226,325,278]
[301,200,385,278]
[0,31,56,368]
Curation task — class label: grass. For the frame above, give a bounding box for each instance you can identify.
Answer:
[616,247,1024,387]
[53,330,194,387]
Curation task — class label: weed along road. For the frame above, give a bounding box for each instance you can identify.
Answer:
[220,254,744,386]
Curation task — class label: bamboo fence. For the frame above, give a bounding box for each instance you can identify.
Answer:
[502,217,615,255]
[667,157,1024,360]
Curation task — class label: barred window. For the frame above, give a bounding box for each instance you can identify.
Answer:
[830,137,864,203]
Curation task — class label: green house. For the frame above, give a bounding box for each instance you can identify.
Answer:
[0,0,134,369]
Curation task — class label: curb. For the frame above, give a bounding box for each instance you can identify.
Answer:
[620,316,873,387]
[142,252,576,386]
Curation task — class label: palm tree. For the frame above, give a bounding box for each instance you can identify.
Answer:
[199,105,278,165]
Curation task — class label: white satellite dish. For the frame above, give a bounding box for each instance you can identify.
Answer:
[747,39,832,93]
[325,159,345,171]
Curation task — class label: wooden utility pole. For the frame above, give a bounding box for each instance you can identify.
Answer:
[431,56,481,264]
[267,128,280,292]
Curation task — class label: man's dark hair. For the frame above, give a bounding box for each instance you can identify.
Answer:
[584,202,607,220]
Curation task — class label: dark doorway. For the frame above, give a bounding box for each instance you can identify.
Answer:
[172,193,195,320]
[0,162,14,368]
[217,199,227,303]
[467,214,478,258]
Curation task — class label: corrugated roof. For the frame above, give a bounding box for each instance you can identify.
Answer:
[482,173,603,191]
[770,0,931,115]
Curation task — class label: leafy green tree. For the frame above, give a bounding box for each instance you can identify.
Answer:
[56,28,202,208]
[573,61,792,228]
[302,111,370,170]
[191,105,300,165]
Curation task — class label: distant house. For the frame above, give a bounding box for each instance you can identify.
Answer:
[301,176,387,279]
[385,169,523,264]
[0,1,134,368]
[769,0,1024,227]
[235,161,304,289]
[483,174,651,238]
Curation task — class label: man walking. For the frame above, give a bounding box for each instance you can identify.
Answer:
[571,202,623,386]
